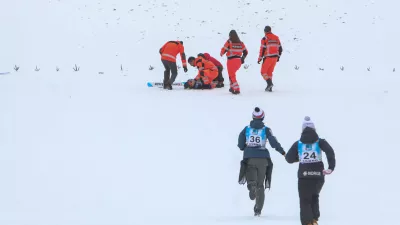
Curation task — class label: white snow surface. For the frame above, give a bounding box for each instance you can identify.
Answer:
[1,0,399,224]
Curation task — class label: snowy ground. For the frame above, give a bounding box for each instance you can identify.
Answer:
[1,0,399,225]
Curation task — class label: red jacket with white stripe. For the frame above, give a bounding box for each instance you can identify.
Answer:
[258,33,282,61]
[159,41,187,67]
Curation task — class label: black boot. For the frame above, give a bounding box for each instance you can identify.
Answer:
[265,79,273,92]
[254,205,261,216]
[216,82,224,88]
[229,88,240,94]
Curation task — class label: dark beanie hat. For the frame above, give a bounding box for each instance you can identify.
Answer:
[264,26,271,32]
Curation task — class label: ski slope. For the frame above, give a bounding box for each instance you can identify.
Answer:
[0,0,399,225]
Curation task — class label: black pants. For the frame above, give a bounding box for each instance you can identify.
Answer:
[216,66,224,83]
[162,60,178,85]
[298,179,325,225]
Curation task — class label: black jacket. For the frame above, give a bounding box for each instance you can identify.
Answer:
[285,127,336,179]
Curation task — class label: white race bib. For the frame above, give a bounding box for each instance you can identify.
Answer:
[298,141,322,164]
[245,126,267,148]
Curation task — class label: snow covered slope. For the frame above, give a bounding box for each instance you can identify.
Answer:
[0,0,399,225]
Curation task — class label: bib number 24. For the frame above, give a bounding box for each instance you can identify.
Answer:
[303,152,316,159]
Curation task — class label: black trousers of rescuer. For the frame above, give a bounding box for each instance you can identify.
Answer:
[217,66,224,83]
[298,179,325,225]
[162,59,178,86]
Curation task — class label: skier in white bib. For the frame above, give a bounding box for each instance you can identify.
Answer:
[285,116,336,225]
[237,107,286,216]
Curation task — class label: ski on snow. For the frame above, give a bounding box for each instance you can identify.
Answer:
[147,82,186,88]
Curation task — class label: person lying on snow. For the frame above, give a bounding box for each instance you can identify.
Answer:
[184,78,217,89]
[184,56,219,89]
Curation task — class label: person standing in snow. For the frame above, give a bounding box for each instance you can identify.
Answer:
[220,30,248,94]
[237,107,286,216]
[285,116,336,225]
[197,53,225,88]
[258,26,282,92]
[159,40,188,90]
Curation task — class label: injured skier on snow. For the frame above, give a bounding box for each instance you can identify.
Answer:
[184,79,217,90]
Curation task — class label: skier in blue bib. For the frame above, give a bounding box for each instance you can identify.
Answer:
[285,116,336,225]
[237,107,286,216]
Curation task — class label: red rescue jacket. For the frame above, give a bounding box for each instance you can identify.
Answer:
[159,41,187,67]
[258,33,282,60]
[203,53,223,68]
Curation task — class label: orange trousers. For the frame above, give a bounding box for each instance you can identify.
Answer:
[261,57,278,80]
[200,70,218,84]
[227,58,242,91]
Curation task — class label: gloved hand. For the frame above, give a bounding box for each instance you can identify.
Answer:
[277,147,285,156]
[277,56,280,62]
[257,57,262,64]
[241,57,245,64]
[200,71,204,76]
[323,169,333,175]
[183,66,188,72]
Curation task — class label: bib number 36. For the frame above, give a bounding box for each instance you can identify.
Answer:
[250,136,261,143]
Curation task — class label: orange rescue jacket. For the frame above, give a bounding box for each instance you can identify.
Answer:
[159,41,187,67]
[258,33,282,60]
[194,57,218,80]
[220,40,247,59]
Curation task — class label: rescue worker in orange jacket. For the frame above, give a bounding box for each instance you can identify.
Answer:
[257,26,282,92]
[220,30,248,95]
[184,56,218,89]
[159,41,188,90]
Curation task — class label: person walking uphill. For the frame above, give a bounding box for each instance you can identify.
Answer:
[159,40,188,90]
[220,30,248,94]
[258,26,282,92]
[237,107,286,216]
[285,116,336,225]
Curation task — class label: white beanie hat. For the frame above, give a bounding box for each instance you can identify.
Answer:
[252,107,265,119]
[302,116,315,130]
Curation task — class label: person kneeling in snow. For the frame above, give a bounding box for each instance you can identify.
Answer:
[184,56,218,89]
[197,53,224,88]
